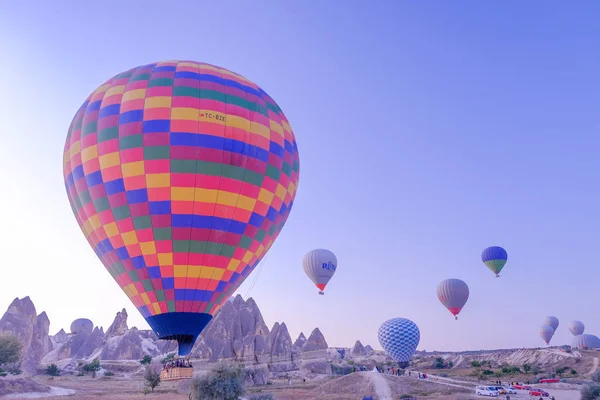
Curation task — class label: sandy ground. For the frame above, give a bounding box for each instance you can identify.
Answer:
[0,369,585,400]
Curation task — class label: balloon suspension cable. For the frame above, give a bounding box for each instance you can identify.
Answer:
[243,252,270,299]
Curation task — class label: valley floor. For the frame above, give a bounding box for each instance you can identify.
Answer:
[0,369,585,400]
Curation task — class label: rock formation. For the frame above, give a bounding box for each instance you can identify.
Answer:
[104,309,128,339]
[1,294,383,380]
[0,297,52,373]
[293,332,307,350]
[304,328,328,352]
[351,340,366,356]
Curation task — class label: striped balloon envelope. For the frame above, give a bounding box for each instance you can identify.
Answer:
[568,320,585,336]
[63,61,300,356]
[436,278,469,320]
[539,324,554,345]
[377,317,420,366]
[481,246,508,277]
[571,334,600,349]
[542,315,559,332]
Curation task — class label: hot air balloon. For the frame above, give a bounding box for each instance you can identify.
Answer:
[70,318,94,335]
[436,278,469,320]
[302,249,337,295]
[377,318,420,367]
[63,61,300,357]
[539,325,554,345]
[481,246,507,277]
[568,320,585,336]
[571,334,600,350]
[543,316,559,332]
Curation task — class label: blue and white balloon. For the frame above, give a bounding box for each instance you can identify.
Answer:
[377,317,420,364]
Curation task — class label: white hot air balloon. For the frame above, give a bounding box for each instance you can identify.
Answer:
[436,279,470,320]
[539,325,554,345]
[542,316,559,331]
[568,320,585,336]
[571,334,600,349]
[303,249,337,295]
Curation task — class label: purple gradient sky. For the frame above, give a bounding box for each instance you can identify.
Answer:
[0,1,599,351]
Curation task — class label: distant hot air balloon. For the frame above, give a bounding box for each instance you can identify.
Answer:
[481,246,508,277]
[70,318,94,335]
[302,249,337,295]
[63,61,300,357]
[568,320,585,336]
[436,279,470,320]
[543,316,559,332]
[539,325,554,345]
[377,318,420,367]
[571,334,600,350]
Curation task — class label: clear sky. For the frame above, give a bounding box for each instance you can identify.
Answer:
[0,1,599,352]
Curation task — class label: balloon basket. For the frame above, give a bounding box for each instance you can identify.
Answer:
[455,316,458,320]
[318,291,324,295]
[160,366,194,381]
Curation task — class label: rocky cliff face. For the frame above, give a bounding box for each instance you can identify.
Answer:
[0,297,52,373]
[303,328,328,352]
[4,295,355,377]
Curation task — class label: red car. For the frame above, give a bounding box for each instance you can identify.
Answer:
[514,384,532,390]
[529,388,549,397]
[539,379,559,383]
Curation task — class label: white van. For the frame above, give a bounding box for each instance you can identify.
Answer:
[476,386,500,396]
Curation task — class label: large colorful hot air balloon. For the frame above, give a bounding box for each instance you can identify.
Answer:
[302,249,337,295]
[571,334,600,349]
[543,316,559,332]
[539,325,554,345]
[481,246,507,277]
[377,317,420,367]
[63,61,300,356]
[436,278,469,320]
[568,320,585,336]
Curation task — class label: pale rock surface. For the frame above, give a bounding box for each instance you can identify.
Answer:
[352,340,367,356]
[304,328,328,352]
[293,332,307,350]
[104,309,128,339]
[0,297,52,373]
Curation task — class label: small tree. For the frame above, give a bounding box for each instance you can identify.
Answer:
[593,370,600,383]
[471,360,481,368]
[45,364,60,376]
[189,364,245,400]
[523,363,532,373]
[140,355,152,365]
[144,365,161,392]
[0,335,22,366]
[581,383,600,400]
[83,358,101,377]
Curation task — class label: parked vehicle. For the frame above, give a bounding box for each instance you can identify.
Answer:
[476,386,500,397]
[504,386,518,394]
[539,379,559,383]
[529,388,550,397]
[514,384,532,390]
[494,387,507,394]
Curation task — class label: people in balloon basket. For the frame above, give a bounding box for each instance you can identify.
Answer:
[163,357,193,370]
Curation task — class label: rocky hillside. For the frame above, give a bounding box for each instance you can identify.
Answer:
[0,295,340,376]
[1,295,598,380]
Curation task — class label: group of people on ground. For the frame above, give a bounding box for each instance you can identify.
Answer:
[162,358,193,370]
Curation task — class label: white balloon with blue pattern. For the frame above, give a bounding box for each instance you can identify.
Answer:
[377,317,420,363]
